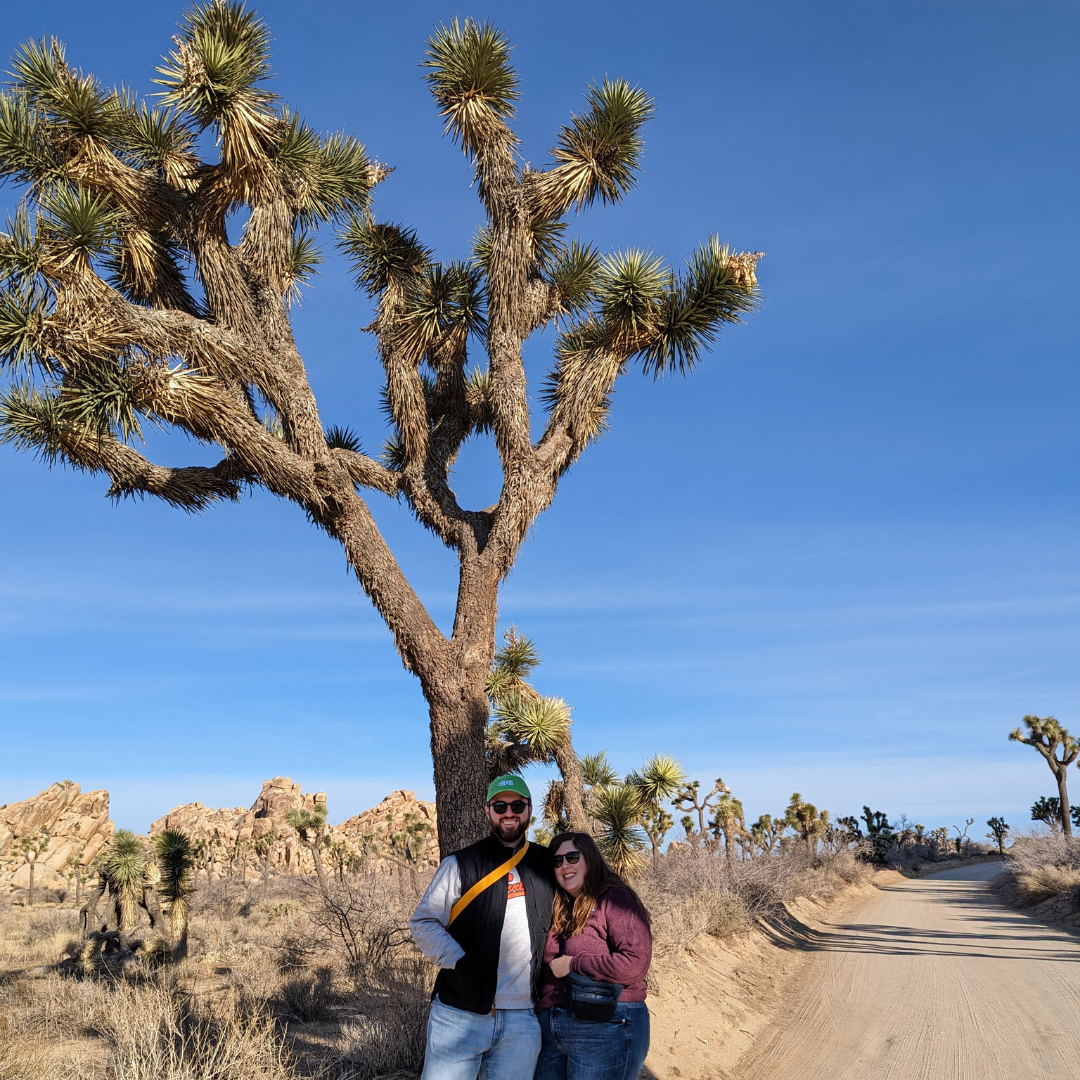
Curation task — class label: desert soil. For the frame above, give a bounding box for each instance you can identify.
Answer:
[737,862,1080,1079]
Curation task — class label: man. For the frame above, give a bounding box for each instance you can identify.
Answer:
[410,774,555,1080]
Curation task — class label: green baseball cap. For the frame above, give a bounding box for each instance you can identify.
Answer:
[487,774,531,802]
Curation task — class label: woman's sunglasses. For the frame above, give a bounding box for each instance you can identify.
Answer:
[553,851,582,867]
[489,800,529,814]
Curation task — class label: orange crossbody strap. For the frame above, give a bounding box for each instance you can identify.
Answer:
[448,841,530,927]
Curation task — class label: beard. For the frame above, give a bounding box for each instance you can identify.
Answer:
[490,816,528,844]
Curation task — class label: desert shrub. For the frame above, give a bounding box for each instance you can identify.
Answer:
[277,967,337,1023]
[639,841,871,953]
[0,1015,48,1080]
[103,973,293,1080]
[23,907,80,946]
[1014,866,1080,905]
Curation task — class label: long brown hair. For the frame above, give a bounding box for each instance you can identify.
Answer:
[548,832,649,939]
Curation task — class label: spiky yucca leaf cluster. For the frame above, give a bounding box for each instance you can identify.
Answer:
[104,829,147,932]
[152,829,195,936]
[423,19,519,158]
[532,78,654,219]
[485,628,575,779]
[591,784,647,875]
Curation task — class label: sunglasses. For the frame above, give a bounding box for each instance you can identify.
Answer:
[489,800,529,815]
[553,851,582,867]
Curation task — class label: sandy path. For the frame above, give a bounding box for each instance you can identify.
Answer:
[738,862,1080,1079]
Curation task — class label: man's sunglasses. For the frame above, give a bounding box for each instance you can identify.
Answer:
[489,800,529,815]
[553,851,582,867]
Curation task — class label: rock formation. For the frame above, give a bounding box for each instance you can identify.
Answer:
[335,789,439,870]
[149,779,438,877]
[149,777,328,876]
[1,777,439,893]
[0,781,114,893]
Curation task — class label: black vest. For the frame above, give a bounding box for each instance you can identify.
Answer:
[433,834,555,1015]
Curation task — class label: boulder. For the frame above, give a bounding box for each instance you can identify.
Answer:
[0,781,114,892]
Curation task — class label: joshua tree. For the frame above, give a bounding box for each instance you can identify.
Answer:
[1010,716,1079,837]
[0,10,760,857]
[485,628,588,830]
[15,832,49,906]
[103,830,147,932]
[985,816,1009,856]
[1030,796,1063,830]
[640,804,673,862]
[286,805,330,891]
[590,784,647,875]
[750,813,786,854]
[952,818,974,855]
[785,794,830,852]
[152,829,195,960]
[709,791,746,859]
[674,778,728,846]
[252,830,278,881]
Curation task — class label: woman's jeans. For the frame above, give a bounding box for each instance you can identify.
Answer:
[421,998,541,1080]
[535,1002,651,1080]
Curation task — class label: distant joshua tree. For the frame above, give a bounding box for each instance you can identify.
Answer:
[1009,715,1079,837]
[0,7,760,857]
[286,805,329,891]
[952,818,974,855]
[750,813,786,854]
[15,832,49,906]
[785,794,830,851]
[674,779,729,846]
[985,816,1010,855]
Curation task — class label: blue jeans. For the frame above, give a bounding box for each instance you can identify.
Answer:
[421,997,541,1080]
[535,1002,651,1080]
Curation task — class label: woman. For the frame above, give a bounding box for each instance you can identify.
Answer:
[534,832,653,1080]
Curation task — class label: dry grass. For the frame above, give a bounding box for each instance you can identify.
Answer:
[639,842,872,955]
[0,869,433,1080]
[998,832,1080,910]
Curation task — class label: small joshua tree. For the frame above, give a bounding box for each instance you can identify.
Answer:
[985,816,1009,856]
[952,818,974,855]
[709,791,746,859]
[15,832,49,906]
[152,829,195,960]
[252,830,278,881]
[1009,715,1079,837]
[0,9,761,857]
[286,805,330,891]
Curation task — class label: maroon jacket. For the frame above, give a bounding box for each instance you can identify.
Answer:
[537,884,653,1011]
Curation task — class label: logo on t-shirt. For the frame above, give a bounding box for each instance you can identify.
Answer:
[507,868,526,900]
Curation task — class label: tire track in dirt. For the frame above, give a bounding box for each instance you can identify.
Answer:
[737,863,1080,1079]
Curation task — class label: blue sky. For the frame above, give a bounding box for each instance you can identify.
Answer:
[1,1,1077,838]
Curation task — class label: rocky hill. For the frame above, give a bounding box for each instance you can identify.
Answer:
[1,777,438,895]
[0,781,114,892]
[148,777,438,877]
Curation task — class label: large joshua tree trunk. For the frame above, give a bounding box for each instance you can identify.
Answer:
[1055,764,1073,838]
[0,14,760,862]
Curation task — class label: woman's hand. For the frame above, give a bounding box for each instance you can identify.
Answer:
[549,954,573,978]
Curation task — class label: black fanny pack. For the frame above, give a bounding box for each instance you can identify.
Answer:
[564,971,625,1022]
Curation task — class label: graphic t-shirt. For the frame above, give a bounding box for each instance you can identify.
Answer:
[495,867,533,1008]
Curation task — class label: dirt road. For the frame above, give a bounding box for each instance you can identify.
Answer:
[739,862,1080,1079]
